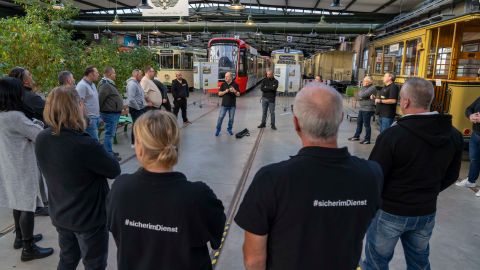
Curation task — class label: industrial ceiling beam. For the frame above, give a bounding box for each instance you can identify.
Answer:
[67,21,374,34]
[372,0,397,13]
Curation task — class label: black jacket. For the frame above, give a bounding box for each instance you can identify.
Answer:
[107,169,226,270]
[35,128,121,231]
[261,77,279,101]
[466,97,480,135]
[98,78,124,113]
[23,87,45,122]
[369,114,463,216]
[171,78,189,99]
[153,79,169,101]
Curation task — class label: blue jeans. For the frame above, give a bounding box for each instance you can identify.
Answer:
[86,116,100,141]
[364,210,436,270]
[379,117,394,133]
[261,98,276,127]
[56,225,109,270]
[216,106,236,132]
[468,132,480,183]
[100,113,121,155]
[354,111,374,141]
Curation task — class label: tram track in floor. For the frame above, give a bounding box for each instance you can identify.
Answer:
[210,126,265,268]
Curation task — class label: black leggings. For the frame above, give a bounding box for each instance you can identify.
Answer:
[13,209,34,241]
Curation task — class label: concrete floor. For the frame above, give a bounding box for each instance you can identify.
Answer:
[0,86,479,270]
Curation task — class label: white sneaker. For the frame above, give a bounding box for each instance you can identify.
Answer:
[476,190,480,197]
[455,178,476,188]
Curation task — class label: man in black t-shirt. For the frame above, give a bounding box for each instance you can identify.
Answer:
[372,72,399,133]
[171,72,191,124]
[235,84,383,270]
[215,72,240,136]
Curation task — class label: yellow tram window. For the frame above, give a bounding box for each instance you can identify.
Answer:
[403,39,420,76]
[457,27,480,78]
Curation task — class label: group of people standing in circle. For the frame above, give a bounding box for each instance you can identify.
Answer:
[0,63,477,270]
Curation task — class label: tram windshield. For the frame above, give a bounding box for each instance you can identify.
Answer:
[209,44,238,80]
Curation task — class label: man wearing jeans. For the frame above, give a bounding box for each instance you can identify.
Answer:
[364,78,463,270]
[215,72,240,136]
[348,76,377,144]
[98,67,123,161]
[76,66,100,140]
[455,96,480,196]
[258,70,278,130]
[372,72,399,133]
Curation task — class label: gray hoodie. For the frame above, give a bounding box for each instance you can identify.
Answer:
[357,85,377,112]
[126,78,145,110]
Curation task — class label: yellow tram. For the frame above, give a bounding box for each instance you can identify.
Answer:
[153,46,207,89]
[367,13,480,139]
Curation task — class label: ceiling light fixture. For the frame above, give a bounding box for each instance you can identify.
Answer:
[177,16,187,24]
[112,1,122,24]
[330,0,343,10]
[137,0,153,9]
[245,15,255,26]
[254,28,263,36]
[318,15,327,25]
[366,26,376,37]
[228,0,245,11]
[151,22,160,35]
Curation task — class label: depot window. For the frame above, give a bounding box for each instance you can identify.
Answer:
[374,47,383,74]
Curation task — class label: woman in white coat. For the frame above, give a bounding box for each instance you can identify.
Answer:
[0,77,53,261]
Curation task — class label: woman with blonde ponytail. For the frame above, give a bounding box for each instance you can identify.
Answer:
[107,110,226,270]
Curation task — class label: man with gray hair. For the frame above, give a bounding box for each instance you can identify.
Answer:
[363,77,463,270]
[348,76,377,144]
[126,69,146,147]
[235,83,383,270]
[58,70,75,87]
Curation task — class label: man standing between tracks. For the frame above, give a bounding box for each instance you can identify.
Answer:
[235,84,383,270]
[372,72,399,133]
[363,78,463,270]
[258,70,278,130]
[171,72,191,125]
[215,72,240,136]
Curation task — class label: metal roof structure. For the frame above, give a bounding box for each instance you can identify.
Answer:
[0,1,452,54]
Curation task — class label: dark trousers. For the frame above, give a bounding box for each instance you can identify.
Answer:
[56,225,109,270]
[13,210,34,241]
[261,98,276,127]
[161,98,172,112]
[354,110,375,141]
[129,107,146,145]
[173,97,188,122]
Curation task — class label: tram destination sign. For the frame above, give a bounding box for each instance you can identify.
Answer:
[279,55,296,61]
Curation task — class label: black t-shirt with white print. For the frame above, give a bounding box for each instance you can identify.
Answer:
[107,169,226,270]
[235,146,383,270]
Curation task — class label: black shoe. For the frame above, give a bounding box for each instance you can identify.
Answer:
[14,234,43,249]
[116,156,122,162]
[113,152,120,156]
[348,137,360,141]
[34,207,49,216]
[271,126,277,130]
[21,243,54,262]
[258,124,266,128]
[360,140,371,145]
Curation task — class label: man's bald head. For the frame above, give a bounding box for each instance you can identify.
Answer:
[293,83,343,141]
